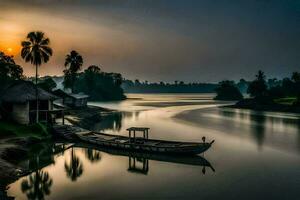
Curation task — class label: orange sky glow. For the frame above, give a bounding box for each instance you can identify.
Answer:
[0,1,299,82]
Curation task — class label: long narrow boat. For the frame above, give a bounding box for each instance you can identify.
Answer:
[76,127,214,155]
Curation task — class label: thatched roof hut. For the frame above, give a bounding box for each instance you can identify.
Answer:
[1,80,58,103]
[0,80,59,124]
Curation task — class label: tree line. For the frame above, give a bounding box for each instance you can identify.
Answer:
[0,51,24,90]
[215,70,300,106]
[122,79,218,93]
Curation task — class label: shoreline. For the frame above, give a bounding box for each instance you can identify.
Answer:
[0,137,48,199]
[227,103,300,114]
[0,105,115,199]
[64,105,117,130]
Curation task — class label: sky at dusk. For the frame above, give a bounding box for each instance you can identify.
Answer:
[0,0,300,82]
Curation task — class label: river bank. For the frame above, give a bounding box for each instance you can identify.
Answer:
[0,136,47,199]
[0,105,114,199]
[227,98,300,114]
[64,105,117,129]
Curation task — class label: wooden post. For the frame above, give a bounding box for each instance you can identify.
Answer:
[133,157,136,168]
[133,130,136,142]
[62,110,65,125]
[129,157,131,167]
[129,130,131,139]
[45,111,48,124]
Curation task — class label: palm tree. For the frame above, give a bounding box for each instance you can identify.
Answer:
[292,72,300,104]
[247,70,267,99]
[21,31,53,122]
[63,50,83,93]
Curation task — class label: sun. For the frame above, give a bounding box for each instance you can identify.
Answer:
[7,48,13,52]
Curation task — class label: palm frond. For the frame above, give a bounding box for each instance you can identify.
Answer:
[36,31,45,43]
[21,31,52,67]
[27,32,36,43]
[21,41,31,47]
[41,46,53,56]
[40,38,50,45]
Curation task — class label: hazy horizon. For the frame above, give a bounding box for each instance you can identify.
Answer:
[1,0,299,82]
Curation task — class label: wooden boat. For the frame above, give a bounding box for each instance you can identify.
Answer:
[76,127,214,155]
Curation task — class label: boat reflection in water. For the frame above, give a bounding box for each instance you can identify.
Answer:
[75,143,215,175]
[128,156,149,175]
[127,154,214,175]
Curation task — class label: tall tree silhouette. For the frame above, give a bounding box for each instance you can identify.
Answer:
[63,50,83,93]
[21,31,53,122]
[247,70,268,100]
[292,72,300,104]
[84,65,101,93]
[0,51,24,86]
[64,148,83,181]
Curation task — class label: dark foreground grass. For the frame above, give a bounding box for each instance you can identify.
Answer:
[0,121,49,139]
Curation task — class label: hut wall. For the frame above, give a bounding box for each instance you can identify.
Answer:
[64,97,88,107]
[74,98,88,107]
[48,100,53,110]
[64,97,73,106]
[12,102,29,124]
[82,98,88,106]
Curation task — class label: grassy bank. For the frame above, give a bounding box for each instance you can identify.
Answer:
[0,121,53,199]
[274,97,297,105]
[229,97,300,113]
[0,121,50,139]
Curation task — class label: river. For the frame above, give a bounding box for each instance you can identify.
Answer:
[7,94,300,200]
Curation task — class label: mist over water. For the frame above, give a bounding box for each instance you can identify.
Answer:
[8,94,300,200]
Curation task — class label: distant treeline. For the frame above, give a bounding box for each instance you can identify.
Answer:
[122,79,250,94]
[122,80,218,93]
[214,70,300,106]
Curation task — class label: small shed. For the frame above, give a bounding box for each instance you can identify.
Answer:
[0,80,60,124]
[52,89,89,108]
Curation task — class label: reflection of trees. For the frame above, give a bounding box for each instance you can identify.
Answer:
[92,112,123,131]
[19,143,72,200]
[21,170,53,200]
[219,109,236,118]
[85,148,101,163]
[250,112,266,148]
[64,148,83,181]
[123,111,140,120]
[90,111,141,132]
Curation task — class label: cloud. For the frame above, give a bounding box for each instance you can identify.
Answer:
[0,0,299,81]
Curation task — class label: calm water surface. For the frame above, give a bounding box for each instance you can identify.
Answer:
[8,94,300,200]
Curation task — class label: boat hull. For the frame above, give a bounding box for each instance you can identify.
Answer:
[76,132,213,155]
